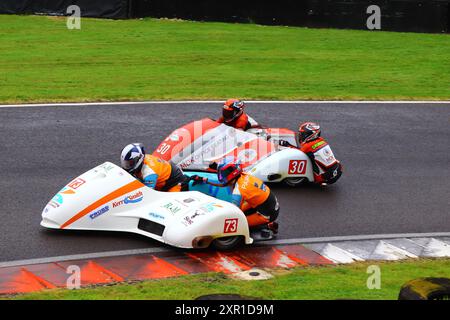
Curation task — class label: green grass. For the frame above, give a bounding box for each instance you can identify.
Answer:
[5,258,450,300]
[0,15,449,104]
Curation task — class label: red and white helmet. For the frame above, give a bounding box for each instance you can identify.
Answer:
[217,161,242,184]
[298,122,321,144]
[222,99,245,123]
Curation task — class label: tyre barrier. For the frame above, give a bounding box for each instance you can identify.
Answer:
[398,277,450,300]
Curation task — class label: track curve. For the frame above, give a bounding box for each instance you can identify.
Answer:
[0,102,449,261]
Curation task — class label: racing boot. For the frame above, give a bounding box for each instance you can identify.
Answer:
[258,222,278,239]
[268,221,279,235]
[246,212,276,240]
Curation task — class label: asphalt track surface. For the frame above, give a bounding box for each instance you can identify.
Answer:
[0,102,449,262]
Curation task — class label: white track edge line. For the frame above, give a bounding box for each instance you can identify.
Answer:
[0,100,449,108]
[259,232,450,246]
[1,232,449,268]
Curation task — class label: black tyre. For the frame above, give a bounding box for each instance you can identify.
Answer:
[211,236,244,251]
[284,177,307,187]
[398,278,450,300]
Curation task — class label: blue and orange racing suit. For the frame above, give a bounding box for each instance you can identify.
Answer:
[230,173,279,227]
[136,154,188,192]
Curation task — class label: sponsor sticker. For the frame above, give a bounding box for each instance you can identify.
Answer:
[124,191,144,204]
[182,216,194,226]
[162,202,182,214]
[200,202,223,213]
[181,210,206,226]
[68,178,86,190]
[113,191,144,208]
[48,200,60,209]
[312,141,326,150]
[89,205,110,219]
[99,163,116,172]
[51,187,75,205]
[149,212,165,220]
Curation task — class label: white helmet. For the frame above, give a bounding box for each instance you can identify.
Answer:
[120,143,145,174]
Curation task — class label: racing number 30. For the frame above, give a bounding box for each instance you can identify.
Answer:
[156,143,171,155]
[224,218,238,233]
[288,160,307,174]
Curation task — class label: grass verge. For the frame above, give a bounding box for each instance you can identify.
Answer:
[0,15,449,104]
[4,258,450,300]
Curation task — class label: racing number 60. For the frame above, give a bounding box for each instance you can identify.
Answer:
[224,218,238,233]
[288,160,307,174]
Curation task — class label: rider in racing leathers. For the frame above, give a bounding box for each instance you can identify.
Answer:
[120,143,189,192]
[191,161,279,236]
[216,99,260,131]
[279,122,342,185]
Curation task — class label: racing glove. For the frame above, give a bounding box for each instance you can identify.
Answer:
[190,175,207,186]
[278,139,291,147]
[208,162,218,170]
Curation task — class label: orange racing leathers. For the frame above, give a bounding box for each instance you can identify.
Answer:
[230,173,279,227]
[217,113,259,131]
[136,154,188,192]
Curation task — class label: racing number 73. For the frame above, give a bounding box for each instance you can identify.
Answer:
[224,218,238,233]
[288,160,307,175]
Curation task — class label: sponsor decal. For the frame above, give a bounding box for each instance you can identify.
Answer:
[200,202,223,213]
[99,163,115,172]
[312,141,326,150]
[149,212,165,220]
[89,205,110,219]
[183,198,195,203]
[52,187,75,205]
[175,198,190,207]
[181,209,206,226]
[48,200,60,209]
[162,202,182,214]
[52,194,63,205]
[239,174,252,190]
[322,147,336,164]
[112,191,144,208]
[169,134,180,141]
[288,160,307,175]
[190,210,205,219]
[124,191,144,204]
[325,155,336,163]
[182,216,194,226]
[68,178,86,190]
[224,218,238,233]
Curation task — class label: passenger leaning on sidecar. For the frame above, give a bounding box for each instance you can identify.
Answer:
[120,143,189,192]
[279,122,343,185]
[192,161,279,237]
